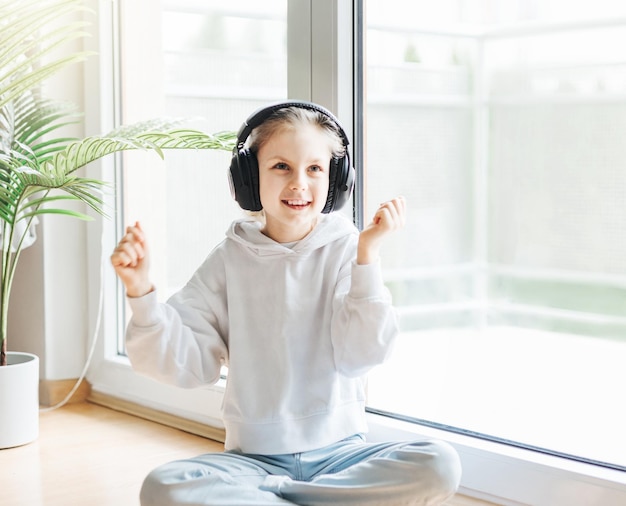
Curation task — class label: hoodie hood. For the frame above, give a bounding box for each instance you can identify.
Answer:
[226,213,358,257]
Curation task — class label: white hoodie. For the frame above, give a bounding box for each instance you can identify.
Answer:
[125,212,398,455]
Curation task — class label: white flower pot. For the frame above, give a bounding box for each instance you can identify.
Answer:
[0,352,39,448]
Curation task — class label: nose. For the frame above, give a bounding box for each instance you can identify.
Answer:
[289,168,307,191]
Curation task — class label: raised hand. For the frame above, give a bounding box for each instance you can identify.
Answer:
[357,196,407,265]
[110,221,153,297]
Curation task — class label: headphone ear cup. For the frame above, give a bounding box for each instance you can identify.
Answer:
[322,153,354,214]
[229,148,262,211]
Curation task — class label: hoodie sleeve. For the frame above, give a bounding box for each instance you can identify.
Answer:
[125,253,228,388]
[330,257,399,378]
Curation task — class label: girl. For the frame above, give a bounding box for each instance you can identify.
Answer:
[111,101,461,506]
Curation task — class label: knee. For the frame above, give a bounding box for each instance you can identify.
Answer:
[139,461,220,506]
[425,440,462,496]
[397,440,462,499]
[140,465,182,506]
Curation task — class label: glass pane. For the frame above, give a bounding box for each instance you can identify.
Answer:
[117,1,287,331]
[159,2,288,295]
[364,0,626,471]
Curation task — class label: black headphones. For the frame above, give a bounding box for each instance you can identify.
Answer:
[228,100,355,213]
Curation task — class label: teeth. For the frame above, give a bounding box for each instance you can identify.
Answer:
[287,200,308,206]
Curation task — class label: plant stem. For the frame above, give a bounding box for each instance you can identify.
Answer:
[0,220,8,367]
[0,193,40,366]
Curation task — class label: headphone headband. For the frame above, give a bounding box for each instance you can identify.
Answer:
[235,100,350,151]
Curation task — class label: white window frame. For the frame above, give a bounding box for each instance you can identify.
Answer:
[83,1,626,504]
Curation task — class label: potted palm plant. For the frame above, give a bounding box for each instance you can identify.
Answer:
[0,0,235,447]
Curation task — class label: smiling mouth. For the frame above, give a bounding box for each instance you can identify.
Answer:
[283,199,311,209]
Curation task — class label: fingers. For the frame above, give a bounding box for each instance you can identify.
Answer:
[373,196,406,230]
[111,241,145,268]
[110,222,147,268]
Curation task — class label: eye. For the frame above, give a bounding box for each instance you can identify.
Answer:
[309,165,322,173]
[273,162,289,170]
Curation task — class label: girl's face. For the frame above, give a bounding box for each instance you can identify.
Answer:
[257,123,332,243]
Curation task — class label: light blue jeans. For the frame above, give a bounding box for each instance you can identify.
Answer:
[140,434,462,506]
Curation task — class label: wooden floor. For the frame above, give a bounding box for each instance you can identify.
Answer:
[0,402,495,506]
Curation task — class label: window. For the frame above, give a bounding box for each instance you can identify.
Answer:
[362,0,626,496]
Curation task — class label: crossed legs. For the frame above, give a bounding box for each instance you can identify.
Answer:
[140,436,461,506]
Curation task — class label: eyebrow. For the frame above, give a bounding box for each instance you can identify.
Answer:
[263,155,328,166]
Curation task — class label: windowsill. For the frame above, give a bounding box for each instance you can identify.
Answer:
[87,354,226,430]
[367,412,626,505]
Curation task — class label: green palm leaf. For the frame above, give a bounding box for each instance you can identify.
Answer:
[50,127,237,175]
[15,96,80,149]
[4,94,80,163]
[0,156,105,226]
[0,125,236,228]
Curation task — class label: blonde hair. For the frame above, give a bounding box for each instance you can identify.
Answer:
[247,106,346,159]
